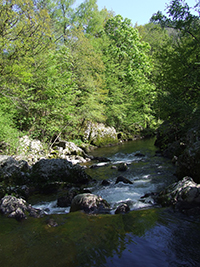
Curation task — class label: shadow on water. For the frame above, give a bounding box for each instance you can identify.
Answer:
[0,208,200,267]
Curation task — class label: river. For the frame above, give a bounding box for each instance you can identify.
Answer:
[0,138,200,266]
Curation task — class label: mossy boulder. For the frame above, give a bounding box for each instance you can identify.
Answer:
[82,122,118,147]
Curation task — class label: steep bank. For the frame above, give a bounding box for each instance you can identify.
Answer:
[155,121,200,183]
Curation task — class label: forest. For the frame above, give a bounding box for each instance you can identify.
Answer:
[0,0,200,153]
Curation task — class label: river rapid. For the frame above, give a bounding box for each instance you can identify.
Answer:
[0,138,200,266]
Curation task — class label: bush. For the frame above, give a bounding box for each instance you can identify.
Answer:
[0,109,20,154]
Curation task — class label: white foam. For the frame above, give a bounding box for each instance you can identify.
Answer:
[33,201,70,214]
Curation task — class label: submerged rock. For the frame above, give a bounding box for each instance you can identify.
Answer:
[70,193,110,214]
[117,163,128,172]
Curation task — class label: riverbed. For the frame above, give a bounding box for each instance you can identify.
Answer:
[0,138,200,266]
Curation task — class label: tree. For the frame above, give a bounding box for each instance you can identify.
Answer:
[150,0,200,127]
[102,15,156,132]
[68,27,106,128]
[0,0,53,139]
[17,46,77,140]
[50,0,76,42]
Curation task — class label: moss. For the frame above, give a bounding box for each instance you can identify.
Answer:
[0,208,159,266]
[92,133,118,147]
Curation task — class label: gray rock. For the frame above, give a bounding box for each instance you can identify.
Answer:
[0,157,30,186]
[101,180,110,186]
[50,141,91,164]
[30,158,92,185]
[0,195,42,221]
[70,193,110,214]
[82,122,118,147]
[0,155,11,163]
[57,188,80,207]
[155,177,200,214]
[19,135,44,163]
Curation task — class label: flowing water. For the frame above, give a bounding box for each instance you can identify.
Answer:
[33,138,176,215]
[0,138,200,266]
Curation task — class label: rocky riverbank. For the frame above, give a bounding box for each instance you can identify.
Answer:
[0,150,137,220]
[155,121,200,184]
[1,128,200,221]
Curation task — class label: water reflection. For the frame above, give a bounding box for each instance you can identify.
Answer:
[0,208,199,266]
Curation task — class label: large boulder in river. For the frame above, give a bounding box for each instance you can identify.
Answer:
[0,156,30,186]
[82,121,118,147]
[70,193,110,214]
[30,158,92,186]
[0,195,42,221]
[155,177,200,215]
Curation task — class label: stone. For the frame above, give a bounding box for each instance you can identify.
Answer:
[19,135,44,163]
[46,218,58,227]
[155,177,200,214]
[82,121,118,147]
[134,153,145,157]
[117,163,128,172]
[57,189,80,207]
[0,195,43,220]
[70,193,110,214]
[115,176,133,184]
[176,141,200,183]
[115,204,130,214]
[30,158,92,185]
[101,180,110,186]
[0,156,30,186]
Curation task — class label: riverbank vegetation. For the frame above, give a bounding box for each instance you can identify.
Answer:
[0,0,199,154]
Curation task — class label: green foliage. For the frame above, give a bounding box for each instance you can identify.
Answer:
[16,46,77,140]
[0,109,19,154]
[102,15,156,132]
[0,0,160,149]
[150,0,200,126]
[68,27,107,125]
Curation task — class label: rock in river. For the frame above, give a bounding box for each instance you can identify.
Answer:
[155,176,200,215]
[70,193,110,214]
[30,158,92,185]
[0,195,43,221]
